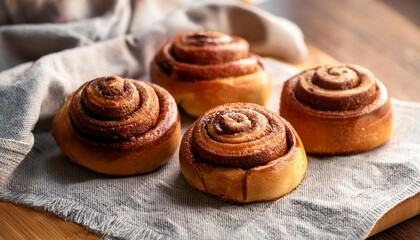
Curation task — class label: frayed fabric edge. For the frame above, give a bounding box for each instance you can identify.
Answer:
[0,191,170,240]
[1,179,419,240]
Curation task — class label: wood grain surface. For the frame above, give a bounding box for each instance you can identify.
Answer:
[1,0,419,239]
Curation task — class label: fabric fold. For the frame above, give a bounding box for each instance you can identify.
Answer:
[0,138,33,187]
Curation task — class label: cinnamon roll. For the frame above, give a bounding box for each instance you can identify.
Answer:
[52,76,181,175]
[180,103,307,203]
[280,64,393,154]
[150,31,271,117]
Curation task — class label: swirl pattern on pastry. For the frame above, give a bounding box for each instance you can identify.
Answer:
[293,64,377,111]
[191,104,287,169]
[70,76,161,142]
[52,76,181,175]
[180,103,307,203]
[280,64,393,154]
[155,31,262,81]
[151,31,271,117]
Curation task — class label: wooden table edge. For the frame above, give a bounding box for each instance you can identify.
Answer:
[367,193,420,237]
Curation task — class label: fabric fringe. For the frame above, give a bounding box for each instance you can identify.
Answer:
[0,191,169,240]
[1,178,419,239]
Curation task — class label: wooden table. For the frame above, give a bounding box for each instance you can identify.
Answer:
[1,0,419,239]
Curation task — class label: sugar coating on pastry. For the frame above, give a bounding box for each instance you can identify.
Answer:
[179,102,307,203]
[280,64,393,154]
[52,76,181,175]
[150,31,271,117]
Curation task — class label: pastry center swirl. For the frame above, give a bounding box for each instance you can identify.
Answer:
[83,76,140,120]
[217,112,252,134]
[313,66,360,90]
[294,64,378,111]
[191,104,288,169]
[172,31,249,65]
[181,32,232,46]
[155,31,262,81]
[70,76,160,142]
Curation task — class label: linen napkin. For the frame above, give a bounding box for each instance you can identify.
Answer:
[0,1,419,239]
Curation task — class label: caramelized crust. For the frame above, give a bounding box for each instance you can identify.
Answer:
[52,76,181,175]
[280,64,393,154]
[179,103,307,203]
[151,31,271,117]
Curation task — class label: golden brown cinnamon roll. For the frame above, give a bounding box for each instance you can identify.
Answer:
[180,103,307,203]
[280,64,393,154]
[150,31,271,117]
[52,76,181,175]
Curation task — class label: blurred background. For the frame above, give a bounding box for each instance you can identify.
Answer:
[259,0,420,104]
